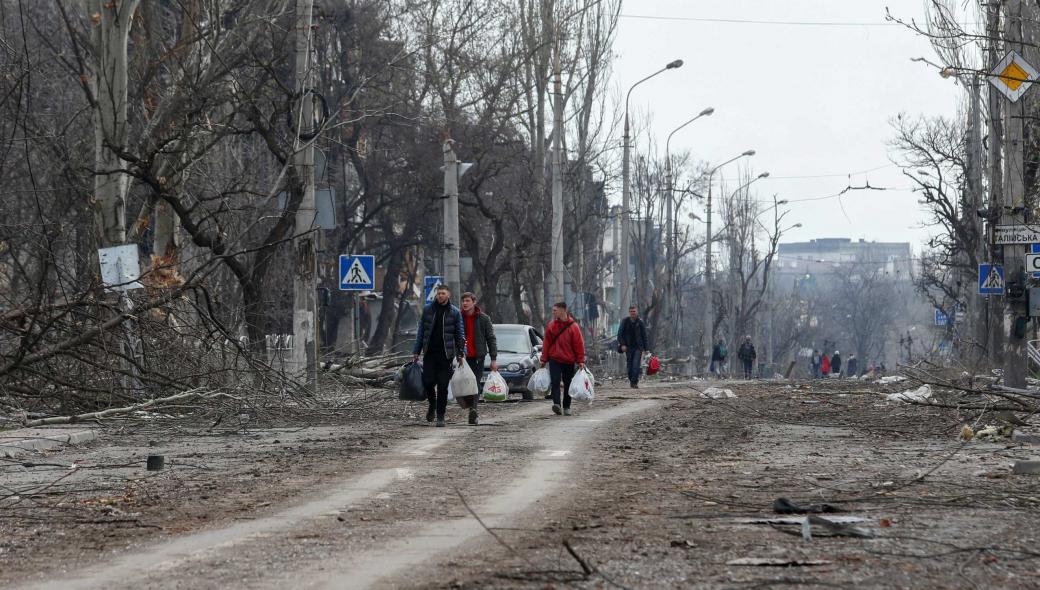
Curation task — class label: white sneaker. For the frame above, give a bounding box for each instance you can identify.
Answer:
[563,408,572,416]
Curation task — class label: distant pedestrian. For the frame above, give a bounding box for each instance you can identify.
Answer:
[540,302,586,416]
[831,350,843,378]
[810,350,822,379]
[821,352,831,377]
[846,354,859,379]
[617,306,649,388]
[737,335,757,380]
[413,285,466,427]
[461,292,497,426]
[710,338,728,378]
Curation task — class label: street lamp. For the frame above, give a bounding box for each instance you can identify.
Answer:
[662,106,713,354]
[703,149,755,369]
[620,58,683,318]
[665,107,714,268]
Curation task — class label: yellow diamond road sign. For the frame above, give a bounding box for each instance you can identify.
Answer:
[990,50,1039,102]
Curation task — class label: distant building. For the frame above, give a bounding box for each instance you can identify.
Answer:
[774,238,913,291]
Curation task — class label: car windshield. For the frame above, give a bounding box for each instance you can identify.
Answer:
[495,328,532,354]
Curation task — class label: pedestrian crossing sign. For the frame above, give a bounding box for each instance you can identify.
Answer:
[339,255,375,291]
[978,263,1005,295]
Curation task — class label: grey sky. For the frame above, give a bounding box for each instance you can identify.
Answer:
[611,0,961,249]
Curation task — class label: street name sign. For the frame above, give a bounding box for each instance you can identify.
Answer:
[989,50,1040,103]
[339,255,375,291]
[978,263,1005,295]
[934,308,949,327]
[1027,253,1040,275]
[993,224,1040,245]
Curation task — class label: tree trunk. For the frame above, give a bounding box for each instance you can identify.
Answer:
[88,0,139,248]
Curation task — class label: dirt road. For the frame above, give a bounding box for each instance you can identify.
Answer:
[5,379,1040,589]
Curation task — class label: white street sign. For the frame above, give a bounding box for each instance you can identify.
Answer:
[1027,253,1040,274]
[989,50,1040,103]
[98,245,143,293]
[994,224,1040,245]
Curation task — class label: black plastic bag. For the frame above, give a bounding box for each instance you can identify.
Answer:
[398,362,426,401]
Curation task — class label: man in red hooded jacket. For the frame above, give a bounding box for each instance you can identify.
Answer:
[540,301,586,416]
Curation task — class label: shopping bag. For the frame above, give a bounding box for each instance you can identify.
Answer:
[482,371,509,401]
[647,355,660,376]
[569,368,595,402]
[397,362,426,401]
[450,359,479,398]
[528,367,551,395]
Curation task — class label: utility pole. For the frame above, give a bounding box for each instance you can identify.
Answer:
[290,0,317,386]
[987,2,1005,369]
[620,112,632,317]
[1003,0,1029,388]
[551,36,566,306]
[442,138,462,298]
[966,74,986,363]
[703,179,714,368]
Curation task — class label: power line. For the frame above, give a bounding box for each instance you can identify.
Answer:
[723,163,896,182]
[618,13,899,27]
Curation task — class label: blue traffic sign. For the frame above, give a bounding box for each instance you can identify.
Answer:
[424,276,444,301]
[934,309,949,327]
[339,255,375,291]
[1031,244,1040,278]
[978,263,1005,295]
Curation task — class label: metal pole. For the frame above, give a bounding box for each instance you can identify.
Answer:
[987,0,1005,368]
[551,41,565,305]
[703,174,714,368]
[443,139,462,297]
[291,0,317,386]
[619,60,682,320]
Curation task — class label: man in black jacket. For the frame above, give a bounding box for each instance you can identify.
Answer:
[412,286,466,427]
[737,335,757,380]
[617,306,648,388]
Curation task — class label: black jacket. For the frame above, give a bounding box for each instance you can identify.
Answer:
[738,342,757,361]
[617,317,648,350]
[413,301,466,359]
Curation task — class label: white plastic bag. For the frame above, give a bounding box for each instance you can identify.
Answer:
[569,368,595,402]
[528,367,551,395]
[450,359,479,399]
[482,371,509,401]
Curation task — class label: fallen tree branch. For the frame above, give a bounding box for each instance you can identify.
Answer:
[23,388,228,426]
[563,539,594,576]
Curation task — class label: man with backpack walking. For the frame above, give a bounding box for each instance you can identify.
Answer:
[617,306,648,388]
[737,335,757,380]
[412,285,466,427]
[710,338,728,378]
[460,292,497,425]
[540,302,586,416]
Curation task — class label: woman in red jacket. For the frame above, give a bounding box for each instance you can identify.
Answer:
[540,302,586,416]
[821,352,831,377]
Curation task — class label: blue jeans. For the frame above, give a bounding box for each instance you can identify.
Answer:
[626,347,642,384]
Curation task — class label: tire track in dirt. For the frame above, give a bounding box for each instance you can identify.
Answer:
[18,399,657,590]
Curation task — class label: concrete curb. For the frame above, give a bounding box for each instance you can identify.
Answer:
[0,429,98,458]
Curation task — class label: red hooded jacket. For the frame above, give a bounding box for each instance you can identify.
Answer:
[540,317,585,365]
